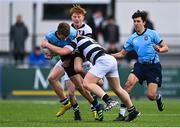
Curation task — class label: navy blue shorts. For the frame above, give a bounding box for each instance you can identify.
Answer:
[132,62,162,87]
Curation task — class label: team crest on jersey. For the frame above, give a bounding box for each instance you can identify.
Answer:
[144,36,148,41]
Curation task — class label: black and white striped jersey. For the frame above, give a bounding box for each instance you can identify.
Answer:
[65,36,106,64]
[71,23,92,37]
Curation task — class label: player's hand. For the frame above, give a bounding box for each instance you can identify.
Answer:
[41,40,49,48]
[153,44,160,52]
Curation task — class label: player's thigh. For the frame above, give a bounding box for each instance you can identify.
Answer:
[106,76,123,92]
[48,63,65,81]
[84,72,101,85]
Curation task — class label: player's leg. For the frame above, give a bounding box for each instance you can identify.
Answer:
[74,57,98,120]
[48,60,71,117]
[114,73,138,121]
[48,60,66,100]
[146,63,164,111]
[65,77,81,120]
[107,76,140,122]
[147,83,164,111]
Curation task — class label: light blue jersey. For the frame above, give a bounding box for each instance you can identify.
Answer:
[123,28,162,63]
[45,26,77,48]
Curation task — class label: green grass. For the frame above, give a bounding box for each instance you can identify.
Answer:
[0,99,180,127]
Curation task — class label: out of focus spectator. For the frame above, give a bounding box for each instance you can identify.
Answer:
[28,46,48,68]
[10,14,29,65]
[87,9,104,41]
[103,15,120,53]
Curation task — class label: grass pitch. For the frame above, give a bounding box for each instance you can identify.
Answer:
[0,98,180,127]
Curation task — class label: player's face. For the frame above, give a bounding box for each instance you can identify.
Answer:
[71,13,84,28]
[133,17,145,34]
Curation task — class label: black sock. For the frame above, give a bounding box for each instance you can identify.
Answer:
[91,99,100,110]
[72,103,80,112]
[121,103,126,108]
[102,94,112,104]
[60,98,69,105]
[127,106,135,113]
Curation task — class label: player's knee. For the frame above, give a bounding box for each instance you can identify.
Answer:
[83,80,90,91]
[124,82,134,93]
[47,75,56,84]
[147,93,156,101]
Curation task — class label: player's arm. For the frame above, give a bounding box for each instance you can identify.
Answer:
[111,49,127,59]
[153,41,169,53]
[41,40,72,56]
[74,57,86,77]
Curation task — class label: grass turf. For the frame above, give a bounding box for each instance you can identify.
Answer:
[0,99,180,127]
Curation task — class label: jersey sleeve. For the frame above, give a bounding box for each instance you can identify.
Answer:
[123,36,133,52]
[152,30,162,45]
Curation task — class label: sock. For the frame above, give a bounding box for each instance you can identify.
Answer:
[102,94,112,104]
[156,93,161,100]
[93,95,98,103]
[90,104,96,111]
[127,106,136,113]
[120,103,126,116]
[60,98,69,105]
[72,103,80,112]
[91,99,100,110]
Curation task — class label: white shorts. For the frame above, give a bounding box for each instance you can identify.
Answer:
[88,54,119,78]
[54,59,70,81]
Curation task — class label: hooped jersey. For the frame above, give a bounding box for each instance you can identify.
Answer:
[65,36,106,64]
[71,23,92,37]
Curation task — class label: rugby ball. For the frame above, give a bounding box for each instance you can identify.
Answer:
[41,48,53,59]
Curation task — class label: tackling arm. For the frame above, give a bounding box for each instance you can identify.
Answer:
[41,40,72,56]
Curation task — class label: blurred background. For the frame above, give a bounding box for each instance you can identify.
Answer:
[0,0,180,99]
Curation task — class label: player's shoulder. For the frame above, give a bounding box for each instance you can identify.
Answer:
[45,30,56,38]
[69,26,78,39]
[146,28,159,37]
[83,23,92,30]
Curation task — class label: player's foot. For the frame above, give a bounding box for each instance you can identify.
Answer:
[74,111,82,120]
[56,101,72,117]
[104,100,119,111]
[91,107,98,120]
[97,104,104,121]
[125,109,140,122]
[156,94,164,111]
[113,114,126,121]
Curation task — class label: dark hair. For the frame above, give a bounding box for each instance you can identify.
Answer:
[132,10,147,22]
[57,22,70,37]
[35,46,41,51]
